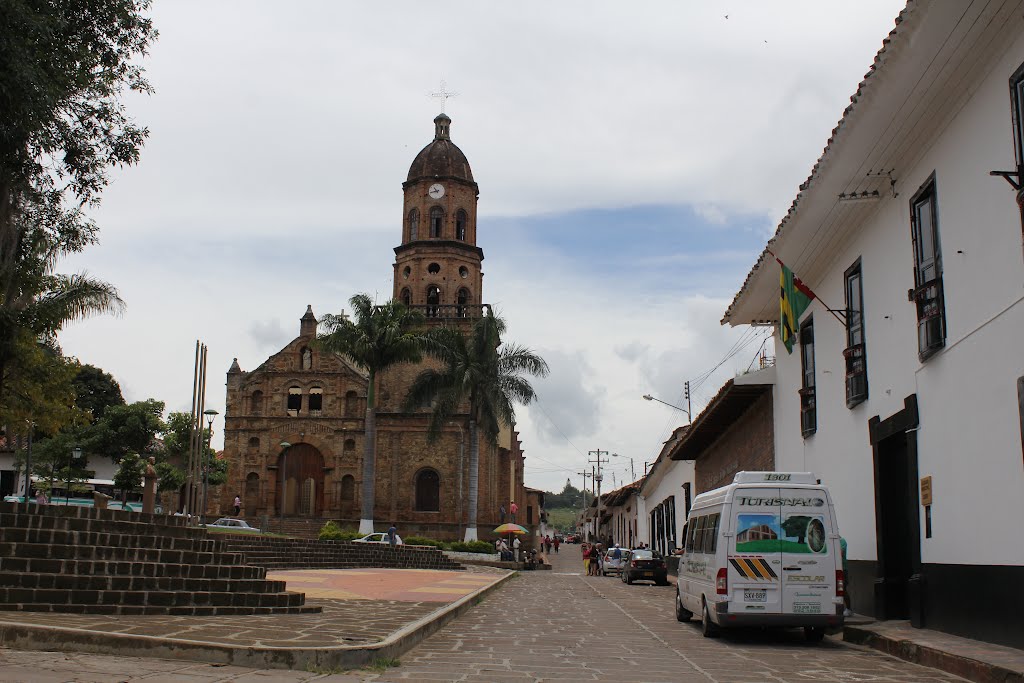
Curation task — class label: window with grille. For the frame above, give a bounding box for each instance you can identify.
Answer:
[408,208,419,241]
[909,176,945,360]
[429,207,443,238]
[799,318,817,436]
[844,260,868,407]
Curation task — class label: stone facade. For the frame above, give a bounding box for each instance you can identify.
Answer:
[216,114,526,540]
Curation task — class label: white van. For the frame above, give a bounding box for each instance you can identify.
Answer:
[674,471,845,641]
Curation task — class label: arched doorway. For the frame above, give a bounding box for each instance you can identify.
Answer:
[415,468,441,512]
[244,472,260,515]
[276,443,325,517]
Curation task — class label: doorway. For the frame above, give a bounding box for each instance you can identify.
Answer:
[869,395,923,623]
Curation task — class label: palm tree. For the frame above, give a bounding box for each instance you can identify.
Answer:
[0,212,123,407]
[317,293,425,534]
[406,312,549,542]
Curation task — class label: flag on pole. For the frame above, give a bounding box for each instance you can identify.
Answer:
[779,261,816,354]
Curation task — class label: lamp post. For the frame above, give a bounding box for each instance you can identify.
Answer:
[201,409,218,523]
[642,394,691,423]
[279,441,291,526]
[23,420,34,502]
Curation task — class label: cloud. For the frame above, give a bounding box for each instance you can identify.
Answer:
[247,319,290,351]
[530,349,604,445]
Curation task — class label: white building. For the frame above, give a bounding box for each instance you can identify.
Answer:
[723,0,1024,648]
[636,426,694,555]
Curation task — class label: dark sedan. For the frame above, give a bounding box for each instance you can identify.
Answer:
[620,549,669,585]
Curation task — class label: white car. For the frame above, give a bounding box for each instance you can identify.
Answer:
[354,532,403,545]
[206,517,261,533]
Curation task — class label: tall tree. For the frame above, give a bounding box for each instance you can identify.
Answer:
[0,0,153,407]
[316,294,425,534]
[406,312,549,541]
[85,398,164,463]
[72,364,124,419]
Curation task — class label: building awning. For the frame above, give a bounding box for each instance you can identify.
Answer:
[668,379,771,462]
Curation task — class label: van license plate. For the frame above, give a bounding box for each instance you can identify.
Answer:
[744,590,767,602]
[643,572,653,577]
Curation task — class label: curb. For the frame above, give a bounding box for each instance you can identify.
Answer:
[0,570,516,672]
[844,625,1024,683]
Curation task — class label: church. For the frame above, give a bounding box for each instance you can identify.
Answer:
[217,113,528,540]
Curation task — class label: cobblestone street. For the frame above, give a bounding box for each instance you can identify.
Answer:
[0,549,974,682]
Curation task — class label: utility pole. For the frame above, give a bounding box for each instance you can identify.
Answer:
[576,470,592,539]
[684,381,692,424]
[588,449,609,542]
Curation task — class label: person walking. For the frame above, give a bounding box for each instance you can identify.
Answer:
[582,543,592,575]
[545,535,552,554]
[553,536,560,553]
[499,504,506,523]
[513,536,521,562]
[509,501,518,522]
[387,523,398,546]
[233,495,241,516]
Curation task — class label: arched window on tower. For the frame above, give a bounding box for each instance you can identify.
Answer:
[309,387,323,416]
[340,474,355,502]
[455,209,467,241]
[426,285,440,317]
[429,207,443,238]
[457,288,470,318]
[400,288,411,306]
[408,208,419,241]
[415,469,440,512]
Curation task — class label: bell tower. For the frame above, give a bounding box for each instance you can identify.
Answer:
[393,113,486,321]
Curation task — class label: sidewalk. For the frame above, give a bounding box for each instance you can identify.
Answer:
[845,620,1024,683]
[0,566,512,671]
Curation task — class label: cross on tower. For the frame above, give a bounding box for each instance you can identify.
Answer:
[430,79,459,113]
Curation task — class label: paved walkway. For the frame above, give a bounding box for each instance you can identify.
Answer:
[0,547,993,682]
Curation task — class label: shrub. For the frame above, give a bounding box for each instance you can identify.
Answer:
[448,540,495,554]
[318,521,361,541]
[403,536,445,548]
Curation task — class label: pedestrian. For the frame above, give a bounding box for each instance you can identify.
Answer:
[840,536,852,616]
[509,500,518,522]
[499,538,511,561]
[553,536,560,553]
[591,544,603,576]
[582,543,591,575]
[233,494,241,516]
[495,537,502,554]
[513,536,521,562]
[387,523,398,546]
[34,489,48,505]
[499,504,506,523]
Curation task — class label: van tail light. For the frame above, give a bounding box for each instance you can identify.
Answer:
[716,568,728,595]
[836,570,845,597]
[631,560,638,568]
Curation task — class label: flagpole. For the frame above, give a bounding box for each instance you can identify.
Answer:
[766,249,846,327]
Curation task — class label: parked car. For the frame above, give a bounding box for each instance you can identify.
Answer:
[206,517,260,533]
[602,547,627,575]
[354,532,404,545]
[620,548,669,585]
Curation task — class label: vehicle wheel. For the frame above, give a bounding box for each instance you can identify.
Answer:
[701,601,718,638]
[620,572,626,583]
[804,626,825,643]
[601,570,607,576]
[625,572,633,585]
[675,589,693,622]
[656,579,670,586]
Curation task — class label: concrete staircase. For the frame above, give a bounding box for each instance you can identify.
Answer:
[0,502,319,616]
[220,536,465,572]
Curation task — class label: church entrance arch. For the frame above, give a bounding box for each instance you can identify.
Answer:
[277,443,325,517]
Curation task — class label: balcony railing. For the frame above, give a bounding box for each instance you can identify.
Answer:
[843,343,868,407]
[908,277,945,360]
[409,304,492,320]
[799,386,817,437]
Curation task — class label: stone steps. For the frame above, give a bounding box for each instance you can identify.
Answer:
[0,501,319,616]
[220,537,466,572]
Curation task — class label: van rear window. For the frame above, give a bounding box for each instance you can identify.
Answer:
[735,513,828,554]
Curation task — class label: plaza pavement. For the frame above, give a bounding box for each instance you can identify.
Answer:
[0,548,1012,682]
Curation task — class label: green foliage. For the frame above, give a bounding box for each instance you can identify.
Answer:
[366,658,400,672]
[545,480,585,509]
[318,521,361,541]
[113,452,144,500]
[72,364,124,419]
[85,399,164,462]
[447,540,494,554]
[154,460,184,493]
[403,536,445,548]
[0,332,85,435]
[544,508,580,533]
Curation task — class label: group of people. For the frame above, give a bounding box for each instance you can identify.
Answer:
[581,540,647,576]
[540,534,560,554]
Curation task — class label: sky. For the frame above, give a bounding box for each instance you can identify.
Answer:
[58,0,907,495]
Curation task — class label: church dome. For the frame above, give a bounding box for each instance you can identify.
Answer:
[406,114,474,184]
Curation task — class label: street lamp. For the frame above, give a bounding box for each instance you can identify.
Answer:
[279,441,291,524]
[201,409,218,523]
[642,394,691,422]
[69,446,83,505]
[611,453,636,481]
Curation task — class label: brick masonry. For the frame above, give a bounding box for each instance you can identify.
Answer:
[695,391,775,494]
